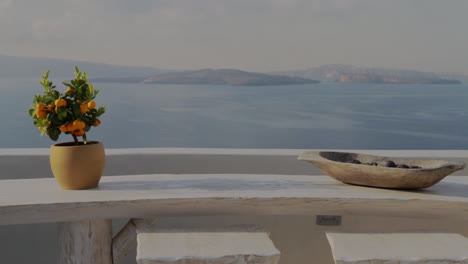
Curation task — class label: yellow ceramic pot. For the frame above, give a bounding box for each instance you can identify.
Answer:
[50,141,106,190]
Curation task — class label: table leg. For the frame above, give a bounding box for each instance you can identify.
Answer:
[57,219,112,264]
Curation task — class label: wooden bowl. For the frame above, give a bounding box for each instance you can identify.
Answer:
[298,151,465,189]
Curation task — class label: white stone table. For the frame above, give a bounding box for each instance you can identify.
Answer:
[0,174,467,263]
[1,174,468,225]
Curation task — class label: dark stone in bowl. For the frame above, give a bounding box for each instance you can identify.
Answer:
[379,160,396,168]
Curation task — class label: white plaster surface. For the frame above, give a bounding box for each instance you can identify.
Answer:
[326,233,468,264]
[1,148,468,157]
[137,231,280,264]
[0,174,467,225]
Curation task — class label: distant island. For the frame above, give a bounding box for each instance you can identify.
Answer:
[93,69,320,86]
[338,73,461,84]
[272,64,463,85]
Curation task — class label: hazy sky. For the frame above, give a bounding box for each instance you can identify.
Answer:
[0,0,467,72]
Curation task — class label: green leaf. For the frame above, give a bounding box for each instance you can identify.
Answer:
[34,118,48,127]
[47,127,60,141]
[97,106,106,116]
[42,70,50,79]
[88,82,94,93]
[32,110,39,119]
[85,84,91,98]
[28,108,35,117]
[73,103,81,117]
[74,66,80,77]
[92,89,100,99]
[58,111,68,121]
[40,127,47,136]
[50,114,61,124]
[52,90,60,98]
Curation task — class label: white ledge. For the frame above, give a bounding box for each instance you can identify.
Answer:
[0,148,467,157]
[1,174,467,225]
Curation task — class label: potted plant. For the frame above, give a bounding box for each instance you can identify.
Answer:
[29,66,106,190]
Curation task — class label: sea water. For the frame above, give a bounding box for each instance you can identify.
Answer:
[1,77,467,149]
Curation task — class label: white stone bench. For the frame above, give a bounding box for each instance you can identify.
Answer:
[136,226,280,264]
[326,233,468,264]
[112,219,280,264]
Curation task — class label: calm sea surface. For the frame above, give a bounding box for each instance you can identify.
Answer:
[1,77,467,149]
